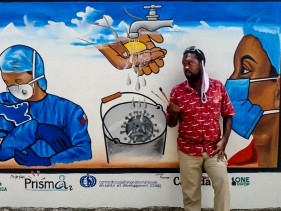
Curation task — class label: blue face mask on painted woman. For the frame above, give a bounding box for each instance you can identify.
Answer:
[225,78,279,139]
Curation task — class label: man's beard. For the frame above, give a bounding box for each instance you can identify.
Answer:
[186,70,201,83]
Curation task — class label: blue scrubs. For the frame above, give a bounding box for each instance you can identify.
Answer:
[0,92,92,165]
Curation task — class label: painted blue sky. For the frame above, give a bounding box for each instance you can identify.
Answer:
[0,1,280,28]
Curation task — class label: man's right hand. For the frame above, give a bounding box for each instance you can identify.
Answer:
[167,103,180,116]
[166,103,180,127]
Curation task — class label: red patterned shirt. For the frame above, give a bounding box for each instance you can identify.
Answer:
[168,79,235,156]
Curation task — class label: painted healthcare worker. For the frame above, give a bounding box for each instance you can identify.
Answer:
[0,45,92,166]
[226,20,280,167]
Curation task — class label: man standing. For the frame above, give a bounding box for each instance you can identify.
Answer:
[166,46,235,211]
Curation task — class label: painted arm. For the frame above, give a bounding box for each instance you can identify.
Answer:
[13,105,91,166]
[49,105,92,165]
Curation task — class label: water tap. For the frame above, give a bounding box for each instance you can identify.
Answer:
[144,5,162,20]
[128,4,173,38]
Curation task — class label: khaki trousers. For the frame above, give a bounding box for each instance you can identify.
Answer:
[178,150,230,211]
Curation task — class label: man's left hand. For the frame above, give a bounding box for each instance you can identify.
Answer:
[213,138,228,162]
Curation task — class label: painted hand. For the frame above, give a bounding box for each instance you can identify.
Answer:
[14,148,51,166]
[97,31,167,76]
[36,123,73,152]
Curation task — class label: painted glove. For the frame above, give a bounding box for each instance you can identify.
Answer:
[36,123,72,152]
[14,148,51,166]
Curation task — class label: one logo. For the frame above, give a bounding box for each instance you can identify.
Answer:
[80,174,96,188]
[25,172,73,191]
[231,176,250,186]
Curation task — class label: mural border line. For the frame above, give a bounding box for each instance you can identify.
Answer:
[1,167,281,174]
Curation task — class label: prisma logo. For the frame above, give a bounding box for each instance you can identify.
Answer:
[25,173,73,191]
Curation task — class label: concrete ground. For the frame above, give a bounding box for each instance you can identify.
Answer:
[0,208,281,211]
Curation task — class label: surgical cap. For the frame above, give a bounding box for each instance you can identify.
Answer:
[0,45,47,91]
[243,17,280,74]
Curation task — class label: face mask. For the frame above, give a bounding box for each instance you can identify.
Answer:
[7,75,44,100]
[200,61,209,103]
[225,77,279,139]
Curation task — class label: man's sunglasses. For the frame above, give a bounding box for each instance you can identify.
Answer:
[183,46,206,63]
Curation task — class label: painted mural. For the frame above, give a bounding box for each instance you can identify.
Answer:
[0,1,279,171]
[0,45,92,167]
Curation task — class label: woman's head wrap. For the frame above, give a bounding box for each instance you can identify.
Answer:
[243,16,280,74]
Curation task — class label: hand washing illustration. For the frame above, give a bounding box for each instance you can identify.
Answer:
[83,4,172,91]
